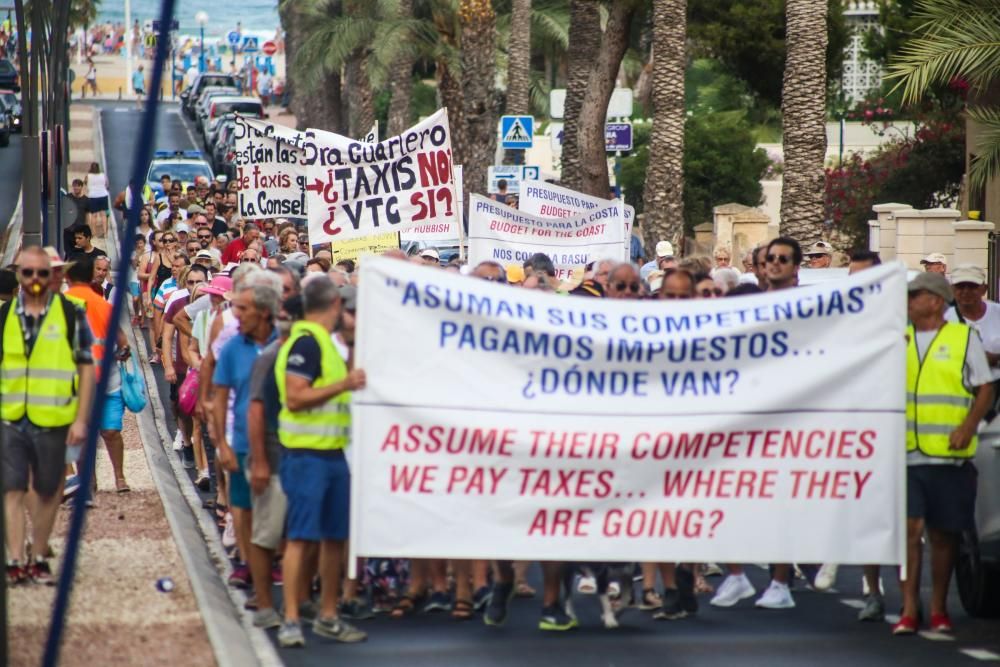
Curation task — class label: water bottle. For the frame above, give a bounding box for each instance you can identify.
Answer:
[156,577,175,593]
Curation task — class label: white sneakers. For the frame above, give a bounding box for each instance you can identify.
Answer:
[172,430,184,451]
[755,580,795,609]
[710,573,756,607]
[813,564,839,591]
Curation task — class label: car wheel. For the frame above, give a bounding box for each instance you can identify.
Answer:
[956,529,1000,618]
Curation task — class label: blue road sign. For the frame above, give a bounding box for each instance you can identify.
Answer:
[227,30,241,46]
[241,36,259,53]
[605,122,633,152]
[500,115,533,149]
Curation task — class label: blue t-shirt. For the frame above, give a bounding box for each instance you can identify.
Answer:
[132,70,145,91]
[213,327,277,454]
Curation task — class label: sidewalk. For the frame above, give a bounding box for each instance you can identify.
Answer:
[8,105,217,666]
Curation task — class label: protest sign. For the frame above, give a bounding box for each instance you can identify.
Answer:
[330,231,400,264]
[304,109,459,244]
[519,180,635,256]
[401,165,464,243]
[467,194,624,281]
[350,259,906,566]
[232,115,342,219]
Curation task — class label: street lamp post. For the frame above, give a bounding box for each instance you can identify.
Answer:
[196,11,208,73]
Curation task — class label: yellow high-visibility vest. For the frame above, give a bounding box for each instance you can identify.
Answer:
[0,296,79,427]
[905,322,977,458]
[275,320,350,451]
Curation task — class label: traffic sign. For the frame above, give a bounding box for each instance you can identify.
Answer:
[487,165,541,195]
[241,36,259,53]
[152,19,180,33]
[605,122,633,151]
[228,31,241,45]
[500,115,533,149]
[549,88,633,120]
[262,40,278,56]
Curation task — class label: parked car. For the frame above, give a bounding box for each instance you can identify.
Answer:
[215,130,238,182]
[211,122,237,173]
[182,73,239,118]
[0,59,19,92]
[204,113,236,151]
[201,96,264,143]
[0,104,11,147]
[194,87,240,132]
[0,89,21,132]
[957,416,1000,617]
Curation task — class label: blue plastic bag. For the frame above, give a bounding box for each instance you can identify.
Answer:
[120,355,147,413]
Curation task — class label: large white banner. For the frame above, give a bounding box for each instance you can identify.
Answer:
[468,194,625,281]
[350,259,907,565]
[519,180,635,256]
[305,109,459,243]
[400,165,464,243]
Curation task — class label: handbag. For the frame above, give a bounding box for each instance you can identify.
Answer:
[178,367,200,416]
[120,355,148,413]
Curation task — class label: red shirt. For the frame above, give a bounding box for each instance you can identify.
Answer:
[220,237,267,264]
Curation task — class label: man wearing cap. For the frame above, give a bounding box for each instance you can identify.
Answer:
[804,241,833,269]
[418,248,441,267]
[640,241,676,282]
[921,253,948,275]
[2,247,95,585]
[892,271,993,635]
[946,264,1000,372]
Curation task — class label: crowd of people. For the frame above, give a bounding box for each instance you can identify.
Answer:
[1,168,993,650]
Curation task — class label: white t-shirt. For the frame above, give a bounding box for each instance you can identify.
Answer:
[908,325,993,466]
[946,301,1000,380]
[86,173,109,198]
[156,207,188,226]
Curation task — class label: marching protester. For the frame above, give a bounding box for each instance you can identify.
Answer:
[3,247,95,584]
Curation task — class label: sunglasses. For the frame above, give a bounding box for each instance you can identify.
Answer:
[614,281,641,293]
[163,237,177,243]
[241,257,259,263]
[186,279,204,286]
[20,268,51,279]
[766,253,792,265]
[197,234,212,239]
[699,288,723,297]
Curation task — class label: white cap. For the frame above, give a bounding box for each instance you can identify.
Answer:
[175,222,192,233]
[655,241,674,258]
[949,264,986,285]
[419,248,440,261]
[920,252,947,265]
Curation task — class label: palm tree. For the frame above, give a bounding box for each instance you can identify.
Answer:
[387,0,417,135]
[458,0,498,216]
[280,0,343,132]
[779,0,828,244]
[560,0,601,192]
[506,0,532,115]
[886,0,1000,196]
[642,0,687,250]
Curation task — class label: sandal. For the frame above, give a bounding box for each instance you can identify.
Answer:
[390,594,418,619]
[694,574,714,595]
[515,580,536,598]
[115,478,131,493]
[639,587,662,610]
[451,599,474,621]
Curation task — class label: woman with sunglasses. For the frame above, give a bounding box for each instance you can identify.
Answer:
[146,232,178,363]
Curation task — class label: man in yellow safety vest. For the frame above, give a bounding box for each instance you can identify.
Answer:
[1,246,95,585]
[894,271,994,636]
[274,275,366,648]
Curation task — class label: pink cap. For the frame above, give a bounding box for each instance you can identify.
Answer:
[200,275,233,298]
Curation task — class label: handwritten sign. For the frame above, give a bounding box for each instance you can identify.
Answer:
[519,180,635,257]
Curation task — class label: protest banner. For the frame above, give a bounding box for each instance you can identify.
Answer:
[519,180,635,256]
[467,194,625,281]
[401,165,464,243]
[305,109,459,244]
[349,259,906,567]
[232,115,343,219]
[330,231,401,264]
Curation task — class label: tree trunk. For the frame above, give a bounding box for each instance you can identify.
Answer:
[560,0,601,191]
[346,52,376,138]
[779,0,828,244]
[283,0,343,132]
[458,0,497,216]
[387,0,416,135]
[642,0,686,250]
[503,0,532,164]
[577,2,636,197]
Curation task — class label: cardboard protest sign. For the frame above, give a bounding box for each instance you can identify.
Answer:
[232,115,343,219]
[400,165,463,243]
[467,194,624,281]
[304,109,459,244]
[349,259,907,566]
[330,231,401,264]
[519,180,635,257]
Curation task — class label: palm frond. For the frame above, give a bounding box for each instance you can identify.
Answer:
[529,68,551,116]
[968,105,1000,194]
[531,3,569,50]
[885,1,1000,103]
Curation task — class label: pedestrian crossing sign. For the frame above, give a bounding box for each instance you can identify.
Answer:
[500,115,534,149]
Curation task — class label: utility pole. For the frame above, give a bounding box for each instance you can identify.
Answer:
[14,0,41,248]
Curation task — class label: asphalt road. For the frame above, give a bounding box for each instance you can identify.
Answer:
[98,103,1000,667]
[0,131,23,234]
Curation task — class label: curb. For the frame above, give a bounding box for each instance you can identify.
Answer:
[93,107,283,667]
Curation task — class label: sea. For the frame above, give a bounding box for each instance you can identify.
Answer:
[96,0,279,39]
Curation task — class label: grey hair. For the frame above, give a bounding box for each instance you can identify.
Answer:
[236,270,283,317]
[268,264,300,293]
[302,274,341,314]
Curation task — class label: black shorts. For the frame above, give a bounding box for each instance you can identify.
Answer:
[87,195,109,213]
[1,422,69,498]
[169,381,179,403]
[907,463,977,532]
